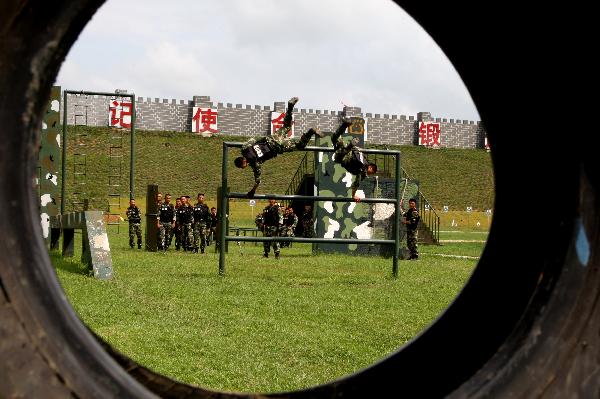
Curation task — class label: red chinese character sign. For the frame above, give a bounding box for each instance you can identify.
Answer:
[108,100,132,128]
[270,112,295,137]
[418,121,441,147]
[192,107,218,137]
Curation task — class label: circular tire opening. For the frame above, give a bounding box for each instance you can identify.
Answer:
[0,2,595,398]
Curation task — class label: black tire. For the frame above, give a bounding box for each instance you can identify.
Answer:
[0,1,595,398]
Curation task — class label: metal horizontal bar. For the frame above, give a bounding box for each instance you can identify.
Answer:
[223,141,400,155]
[228,192,397,203]
[225,236,395,245]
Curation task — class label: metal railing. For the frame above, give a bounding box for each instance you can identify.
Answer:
[284,151,313,207]
[417,192,440,244]
[221,142,403,278]
[281,142,440,245]
[400,166,440,245]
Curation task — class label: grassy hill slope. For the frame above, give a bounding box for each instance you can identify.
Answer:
[59,126,494,212]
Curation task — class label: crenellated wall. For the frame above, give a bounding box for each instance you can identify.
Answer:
[61,91,486,149]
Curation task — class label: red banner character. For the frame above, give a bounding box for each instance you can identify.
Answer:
[418,121,441,147]
[109,100,132,128]
[271,112,294,137]
[192,107,218,136]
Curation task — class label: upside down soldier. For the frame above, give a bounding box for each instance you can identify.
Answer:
[330,118,378,202]
[234,97,325,198]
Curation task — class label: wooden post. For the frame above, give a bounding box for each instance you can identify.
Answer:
[145,184,159,251]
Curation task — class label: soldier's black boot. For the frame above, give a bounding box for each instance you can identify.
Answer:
[340,117,353,130]
[288,96,298,109]
[331,118,353,143]
[297,128,325,150]
[138,242,142,249]
[129,243,134,249]
[283,97,298,127]
[275,252,280,259]
[263,252,269,258]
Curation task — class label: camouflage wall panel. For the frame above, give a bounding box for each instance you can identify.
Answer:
[39,86,61,242]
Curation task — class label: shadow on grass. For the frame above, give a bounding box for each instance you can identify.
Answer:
[49,250,92,277]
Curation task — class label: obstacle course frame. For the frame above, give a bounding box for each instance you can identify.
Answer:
[219,142,402,277]
[60,90,136,214]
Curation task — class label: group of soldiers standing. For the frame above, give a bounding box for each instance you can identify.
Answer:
[254,199,314,259]
[126,195,419,259]
[125,192,218,253]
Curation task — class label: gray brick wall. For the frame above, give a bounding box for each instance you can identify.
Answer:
[61,91,487,149]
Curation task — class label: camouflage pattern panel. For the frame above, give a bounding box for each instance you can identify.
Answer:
[315,133,373,255]
[39,86,61,243]
[82,211,113,280]
[315,131,419,256]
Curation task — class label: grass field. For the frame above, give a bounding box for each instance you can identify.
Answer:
[53,229,483,394]
[59,126,494,212]
[54,125,492,393]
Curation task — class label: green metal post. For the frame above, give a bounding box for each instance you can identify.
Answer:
[130,96,135,200]
[219,143,229,276]
[60,91,67,214]
[393,152,401,278]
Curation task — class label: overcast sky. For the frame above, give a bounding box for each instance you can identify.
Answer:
[55,0,481,121]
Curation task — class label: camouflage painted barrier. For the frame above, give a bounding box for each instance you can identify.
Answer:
[50,211,113,280]
[38,86,61,243]
[220,141,403,277]
[314,132,419,257]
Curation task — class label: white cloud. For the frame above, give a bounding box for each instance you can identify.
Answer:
[55,0,480,120]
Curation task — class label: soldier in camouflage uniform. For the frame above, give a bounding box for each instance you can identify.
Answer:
[192,193,210,254]
[301,204,314,238]
[125,198,142,249]
[155,192,163,248]
[260,198,283,258]
[402,198,420,260]
[280,207,298,247]
[174,197,182,249]
[207,207,218,246]
[176,196,195,251]
[157,193,175,251]
[331,118,378,202]
[234,97,325,198]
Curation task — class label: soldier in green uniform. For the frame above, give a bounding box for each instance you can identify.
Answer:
[402,198,420,260]
[157,193,175,251]
[260,198,283,258]
[234,97,325,198]
[207,207,218,246]
[177,195,194,251]
[301,204,314,238]
[280,207,298,247]
[192,193,210,254]
[174,197,182,249]
[125,198,142,249]
[331,118,378,202]
[155,192,163,248]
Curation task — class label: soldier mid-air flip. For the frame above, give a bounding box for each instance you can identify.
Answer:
[331,118,378,202]
[234,97,325,198]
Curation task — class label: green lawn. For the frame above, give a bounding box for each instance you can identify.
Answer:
[53,230,481,394]
[60,126,494,212]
